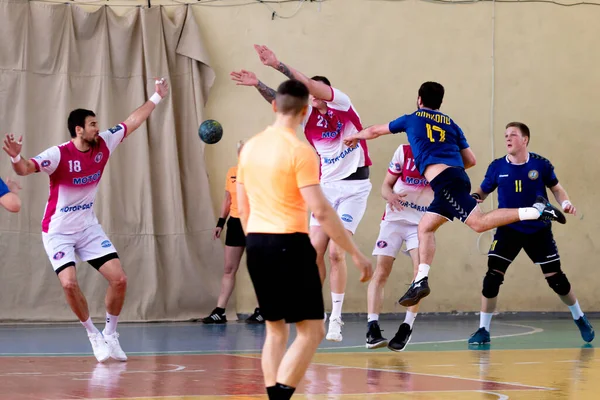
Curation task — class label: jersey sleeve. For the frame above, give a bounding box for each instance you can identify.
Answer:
[294,145,321,189]
[455,123,470,150]
[0,178,9,198]
[98,123,128,154]
[388,145,405,176]
[480,161,498,194]
[543,160,559,187]
[31,146,61,175]
[389,115,408,134]
[326,87,352,111]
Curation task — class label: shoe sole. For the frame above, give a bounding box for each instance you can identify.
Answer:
[388,333,412,352]
[202,320,227,324]
[468,341,490,345]
[326,335,343,342]
[399,288,431,307]
[111,355,128,362]
[366,340,389,349]
[95,353,110,363]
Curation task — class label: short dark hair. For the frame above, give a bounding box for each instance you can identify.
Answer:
[68,109,96,138]
[275,79,309,116]
[506,121,530,145]
[418,82,445,110]
[311,76,331,87]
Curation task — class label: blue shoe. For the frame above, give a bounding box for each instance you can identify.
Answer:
[575,315,595,343]
[468,327,491,345]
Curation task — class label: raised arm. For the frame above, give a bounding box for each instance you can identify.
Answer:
[254,45,333,101]
[230,70,276,104]
[2,134,36,176]
[343,124,392,148]
[0,178,21,213]
[122,78,169,138]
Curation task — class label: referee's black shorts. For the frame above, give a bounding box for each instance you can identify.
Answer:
[225,217,246,247]
[246,232,324,323]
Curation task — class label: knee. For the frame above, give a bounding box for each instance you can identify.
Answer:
[482,258,508,298]
[110,274,128,292]
[544,262,571,296]
[61,279,80,295]
[372,267,392,286]
[328,246,345,266]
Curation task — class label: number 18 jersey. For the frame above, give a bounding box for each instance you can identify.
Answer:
[30,123,128,234]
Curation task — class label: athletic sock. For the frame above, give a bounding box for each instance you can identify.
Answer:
[330,293,344,319]
[414,264,430,282]
[103,313,119,336]
[215,307,225,315]
[404,311,417,328]
[480,312,493,331]
[518,207,541,220]
[367,313,379,323]
[81,317,100,335]
[274,382,296,400]
[266,386,277,399]
[568,300,584,319]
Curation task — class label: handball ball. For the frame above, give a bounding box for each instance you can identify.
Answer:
[199,120,223,144]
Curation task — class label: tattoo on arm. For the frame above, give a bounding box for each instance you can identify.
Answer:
[256,81,276,103]
[276,62,295,80]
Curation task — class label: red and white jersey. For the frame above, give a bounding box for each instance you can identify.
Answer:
[383,144,434,225]
[31,123,128,234]
[301,87,372,183]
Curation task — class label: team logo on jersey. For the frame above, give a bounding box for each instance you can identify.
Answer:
[53,251,65,260]
[341,214,353,223]
[95,152,103,163]
[41,160,51,167]
[528,170,539,180]
[108,125,123,134]
[377,240,388,249]
[101,240,112,248]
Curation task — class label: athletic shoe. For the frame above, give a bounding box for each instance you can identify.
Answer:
[326,317,344,342]
[468,327,491,345]
[201,308,227,324]
[398,277,430,307]
[388,323,412,352]
[245,308,265,324]
[366,321,388,349]
[103,332,127,361]
[575,315,595,343]
[88,332,110,363]
[533,195,566,224]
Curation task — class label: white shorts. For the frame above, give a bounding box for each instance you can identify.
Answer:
[372,220,419,258]
[42,224,118,273]
[310,179,372,234]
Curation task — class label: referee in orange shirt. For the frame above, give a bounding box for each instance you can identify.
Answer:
[237,79,373,400]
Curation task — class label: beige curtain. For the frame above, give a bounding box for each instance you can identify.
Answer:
[0,0,224,322]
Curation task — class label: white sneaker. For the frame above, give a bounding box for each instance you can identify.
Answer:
[103,332,128,361]
[326,317,344,342]
[88,332,110,363]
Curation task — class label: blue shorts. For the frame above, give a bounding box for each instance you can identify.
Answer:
[427,167,478,223]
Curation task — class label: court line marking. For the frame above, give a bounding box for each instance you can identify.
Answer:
[0,322,544,357]
[230,354,556,391]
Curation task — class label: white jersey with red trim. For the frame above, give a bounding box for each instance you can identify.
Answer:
[383,144,434,225]
[301,87,372,183]
[31,123,128,234]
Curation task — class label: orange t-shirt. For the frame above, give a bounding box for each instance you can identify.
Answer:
[237,125,320,234]
[225,166,239,218]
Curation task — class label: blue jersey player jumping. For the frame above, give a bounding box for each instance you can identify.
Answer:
[344,82,566,311]
[467,122,593,345]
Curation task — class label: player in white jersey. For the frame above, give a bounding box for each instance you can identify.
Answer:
[231,44,373,342]
[366,144,433,352]
[2,79,169,363]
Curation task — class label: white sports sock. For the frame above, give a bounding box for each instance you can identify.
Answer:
[367,313,379,323]
[81,317,100,335]
[568,300,584,319]
[103,313,119,336]
[414,264,430,282]
[330,293,345,319]
[518,207,541,221]
[404,311,418,328]
[480,312,493,331]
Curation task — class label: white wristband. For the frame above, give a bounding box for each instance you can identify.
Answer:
[149,92,162,105]
[10,154,21,163]
[561,200,572,209]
